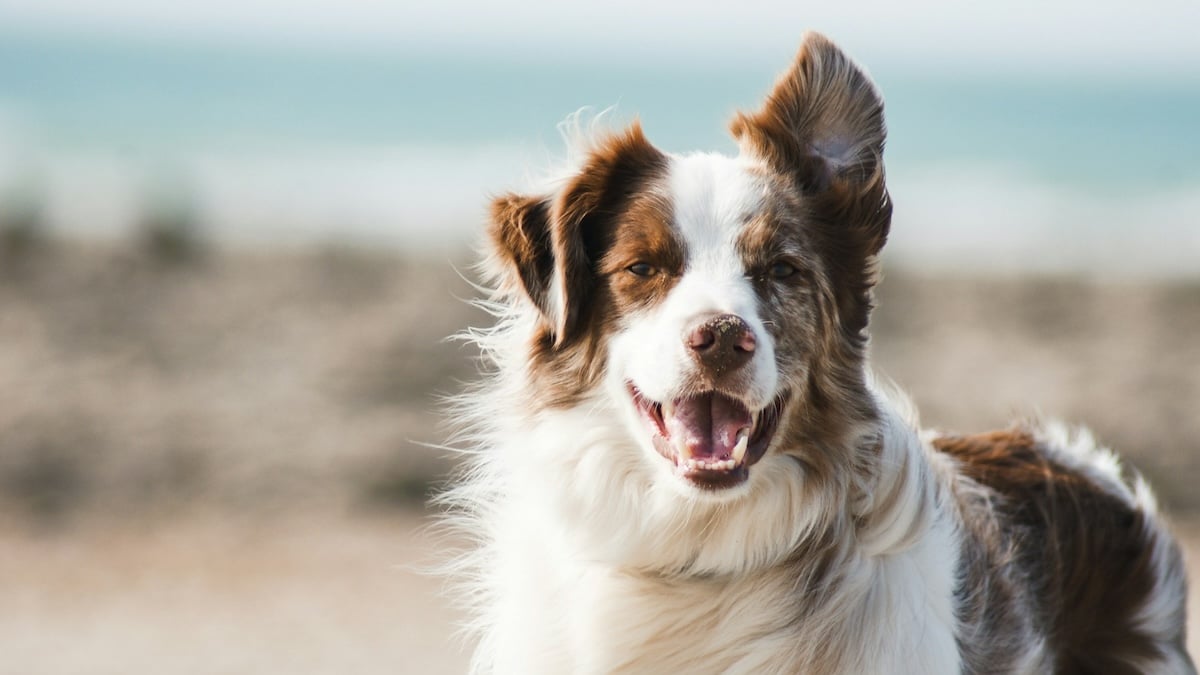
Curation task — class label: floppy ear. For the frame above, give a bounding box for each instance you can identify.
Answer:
[487,123,666,347]
[487,193,557,320]
[730,31,890,255]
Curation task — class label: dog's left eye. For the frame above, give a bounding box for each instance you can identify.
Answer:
[769,262,798,279]
[627,263,657,277]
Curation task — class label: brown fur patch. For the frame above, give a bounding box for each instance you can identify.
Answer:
[598,192,683,314]
[487,194,555,318]
[547,123,668,347]
[935,430,1178,673]
[729,31,886,195]
[487,122,671,408]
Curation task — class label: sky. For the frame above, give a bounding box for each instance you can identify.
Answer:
[2,0,1199,74]
[1,0,1197,270]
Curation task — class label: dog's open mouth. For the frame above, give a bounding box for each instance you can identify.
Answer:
[628,383,786,490]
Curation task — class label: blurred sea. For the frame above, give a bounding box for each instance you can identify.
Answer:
[1,31,1198,274]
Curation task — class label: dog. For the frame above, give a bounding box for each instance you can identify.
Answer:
[443,31,1194,674]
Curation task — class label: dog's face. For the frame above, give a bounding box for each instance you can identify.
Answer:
[487,33,890,500]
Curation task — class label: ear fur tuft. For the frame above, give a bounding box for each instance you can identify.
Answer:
[730,31,886,195]
[487,193,556,321]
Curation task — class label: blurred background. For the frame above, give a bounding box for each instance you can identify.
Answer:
[1,2,1198,672]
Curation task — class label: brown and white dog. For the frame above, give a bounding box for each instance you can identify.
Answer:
[445,32,1194,674]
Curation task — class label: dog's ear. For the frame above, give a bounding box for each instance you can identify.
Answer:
[488,123,666,347]
[730,31,889,254]
[732,32,892,336]
[731,31,886,192]
[488,193,557,322]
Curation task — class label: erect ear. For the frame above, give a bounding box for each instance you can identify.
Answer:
[732,32,892,338]
[487,122,666,347]
[731,31,886,191]
[730,32,889,250]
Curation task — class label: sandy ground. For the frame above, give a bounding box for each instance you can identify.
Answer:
[0,512,1196,674]
[0,512,470,675]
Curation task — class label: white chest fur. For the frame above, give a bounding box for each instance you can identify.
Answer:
[483,488,962,675]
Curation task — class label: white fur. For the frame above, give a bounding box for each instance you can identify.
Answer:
[1034,421,1134,502]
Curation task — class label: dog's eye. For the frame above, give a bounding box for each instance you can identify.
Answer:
[627,263,657,277]
[769,262,798,279]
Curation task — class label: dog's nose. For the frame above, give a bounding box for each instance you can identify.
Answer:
[685,314,756,374]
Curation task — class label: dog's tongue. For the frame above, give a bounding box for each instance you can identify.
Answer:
[664,393,752,460]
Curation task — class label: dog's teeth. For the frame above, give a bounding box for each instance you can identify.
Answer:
[681,456,743,472]
[662,400,675,420]
[732,429,750,464]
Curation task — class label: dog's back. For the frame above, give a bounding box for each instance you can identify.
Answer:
[937,428,1192,674]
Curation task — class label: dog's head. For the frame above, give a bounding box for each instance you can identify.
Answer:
[486,32,890,502]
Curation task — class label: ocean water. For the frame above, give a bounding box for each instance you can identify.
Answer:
[0,31,1198,274]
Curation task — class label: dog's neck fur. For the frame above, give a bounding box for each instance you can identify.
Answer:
[461,358,961,675]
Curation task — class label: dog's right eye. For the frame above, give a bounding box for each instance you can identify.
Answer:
[627,263,657,277]
[769,262,798,280]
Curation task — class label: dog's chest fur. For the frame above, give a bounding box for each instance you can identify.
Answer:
[475,404,966,675]
[490,486,961,675]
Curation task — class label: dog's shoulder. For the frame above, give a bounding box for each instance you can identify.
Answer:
[931,426,1194,674]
